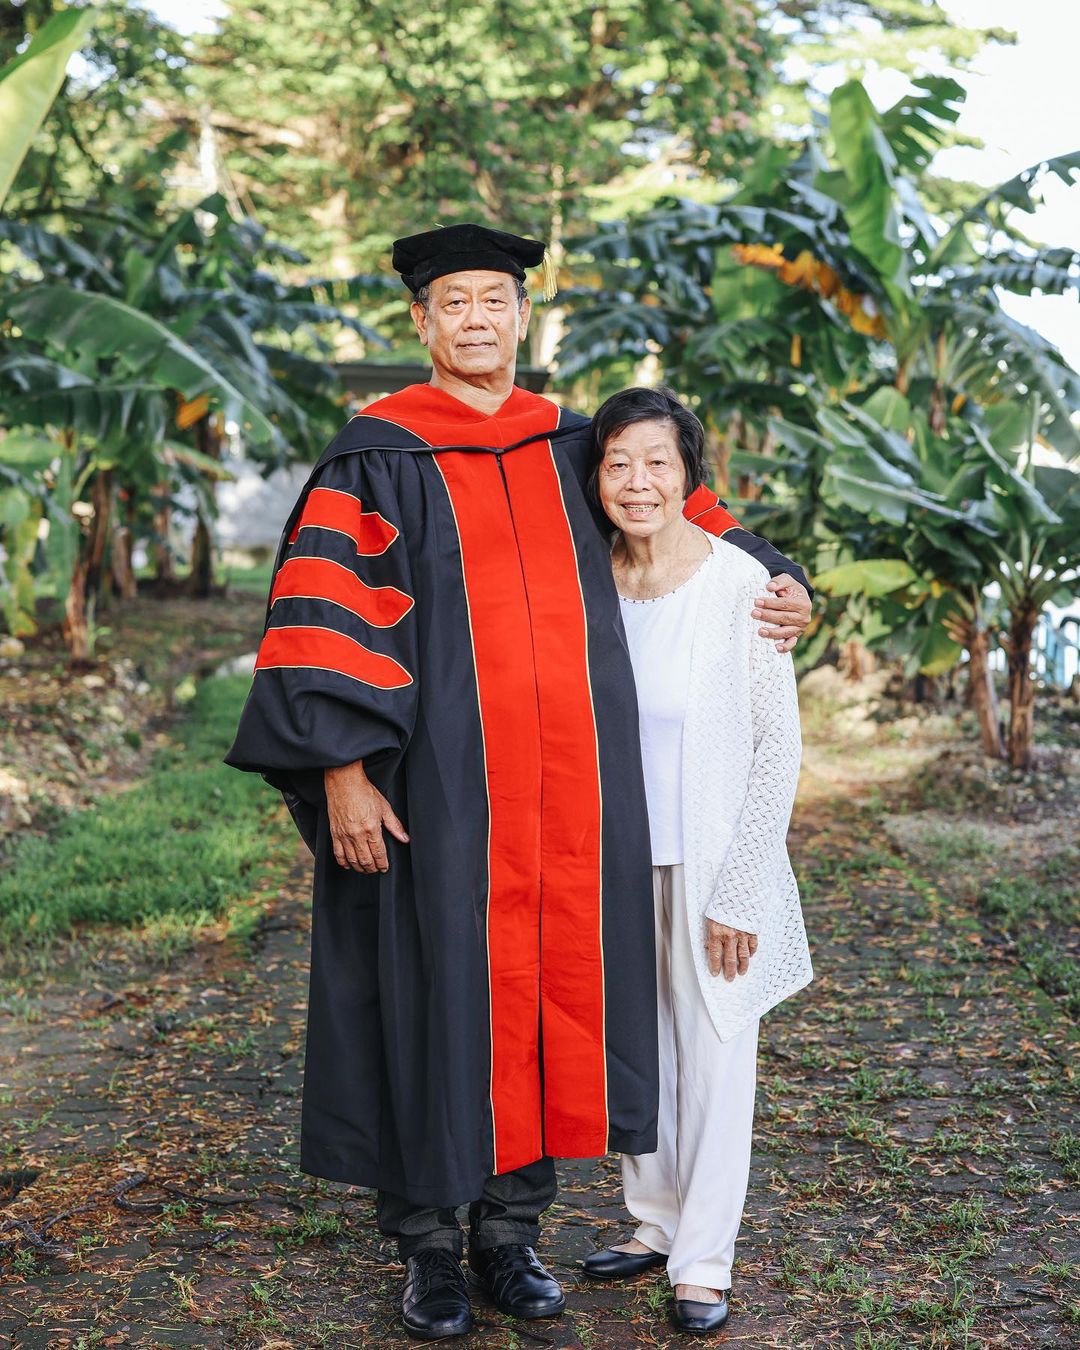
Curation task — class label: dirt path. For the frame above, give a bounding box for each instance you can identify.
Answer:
[1,756,1077,1348]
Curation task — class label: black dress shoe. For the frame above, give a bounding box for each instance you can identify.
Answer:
[671,1292,729,1334]
[469,1243,566,1319]
[401,1249,474,1341]
[582,1245,668,1279]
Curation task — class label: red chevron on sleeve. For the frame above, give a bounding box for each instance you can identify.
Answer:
[256,626,412,689]
[288,487,398,555]
[270,556,413,627]
[684,485,740,536]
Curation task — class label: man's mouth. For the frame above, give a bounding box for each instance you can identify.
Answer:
[458,341,496,350]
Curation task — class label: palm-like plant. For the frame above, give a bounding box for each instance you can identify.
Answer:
[0,187,388,657]
[558,76,1080,770]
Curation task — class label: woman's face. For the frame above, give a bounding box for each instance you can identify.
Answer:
[598,419,688,540]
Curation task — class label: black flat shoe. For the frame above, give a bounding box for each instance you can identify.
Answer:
[582,1245,668,1279]
[671,1292,730,1334]
[469,1243,566,1320]
[401,1249,474,1341]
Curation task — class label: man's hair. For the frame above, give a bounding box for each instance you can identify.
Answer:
[589,385,708,504]
[413,277,528,313]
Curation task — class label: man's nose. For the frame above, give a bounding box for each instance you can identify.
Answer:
[462,301,491,327]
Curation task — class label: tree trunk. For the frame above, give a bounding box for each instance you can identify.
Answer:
[708,412,735,498]
[1005,603,1039,771]
[188,418,220,598]
[85,469,113,608]
[64,558,90,664]
[64,469,112,665]
[111,525,138,601]
[189,513,214,597]
[153,493,176,583]
[838,638,874,682]
[967,623,1005,759]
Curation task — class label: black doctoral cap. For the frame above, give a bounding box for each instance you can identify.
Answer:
[392,223,558,300]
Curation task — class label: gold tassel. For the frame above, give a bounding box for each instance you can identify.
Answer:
[539,249,559,302]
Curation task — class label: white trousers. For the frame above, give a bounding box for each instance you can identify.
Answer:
[621,864,759,1290]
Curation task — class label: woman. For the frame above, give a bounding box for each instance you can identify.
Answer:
[581,387,813,1334]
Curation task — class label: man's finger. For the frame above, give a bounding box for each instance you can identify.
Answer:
[332,834,349,870]
[331,827,360,871]
[748,934,759,956]
[736,934,750,975]
[775,636,797,654]
[383,808,410,844]
[367,830,389,873]
[722,937,737,982]
[354,837,379,873]
[342,832,370,872]
[758,623,801,640]
[753,603,807,622]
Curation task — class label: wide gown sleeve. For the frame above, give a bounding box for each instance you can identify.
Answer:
[704,578,802,936]
[225,450,420,785]
[683,485,813,597]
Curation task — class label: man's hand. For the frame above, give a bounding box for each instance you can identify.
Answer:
[705,920,758,981]
[753,574,812,654]
[325,760,410,873]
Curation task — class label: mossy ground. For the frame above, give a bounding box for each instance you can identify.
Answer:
[0,609,1076,1347]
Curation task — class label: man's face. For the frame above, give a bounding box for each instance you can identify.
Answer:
[412,271,531,383]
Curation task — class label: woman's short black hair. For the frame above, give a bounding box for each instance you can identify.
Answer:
[588,385,708,505]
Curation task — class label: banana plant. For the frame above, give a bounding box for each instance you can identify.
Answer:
[0,8,93,208]
[0,188,382,653]
[558,74,1080,769]
[791,394,1079,768]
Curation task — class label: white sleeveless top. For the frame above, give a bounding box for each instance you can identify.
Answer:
[619,553,711,865]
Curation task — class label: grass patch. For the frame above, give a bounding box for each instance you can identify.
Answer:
[0,675,293,945]
[978,862,1080,1018]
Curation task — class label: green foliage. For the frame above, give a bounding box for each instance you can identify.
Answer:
[560,75,1080,761]
[0,675,291,944]
[190,0,771,274]
[0,178,372,636]
[0,7,93,207]
[1,1,189,213]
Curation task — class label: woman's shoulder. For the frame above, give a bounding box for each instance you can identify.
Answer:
[703,533,771,589]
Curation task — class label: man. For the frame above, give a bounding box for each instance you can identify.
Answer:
[226,224,811,1341]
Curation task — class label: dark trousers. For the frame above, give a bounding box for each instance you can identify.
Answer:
[377,1156,558,1260]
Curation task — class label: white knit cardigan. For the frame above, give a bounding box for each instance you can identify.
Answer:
[680,533,813,1041]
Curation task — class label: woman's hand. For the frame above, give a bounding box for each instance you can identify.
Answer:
[706,921,758,980]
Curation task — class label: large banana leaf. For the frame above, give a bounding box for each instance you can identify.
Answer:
[827,80,909,310]
[880,77,965,175]
[928,150,1080,270]
[0,9,94,208]
[6,285,277,446]
[814,558,919,597]
[0,219,119,291]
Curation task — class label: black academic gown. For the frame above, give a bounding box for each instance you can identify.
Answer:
[226,383,808,1208]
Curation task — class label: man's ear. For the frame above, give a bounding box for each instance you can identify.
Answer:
[411,300,429,346]
[517,295,532,342]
